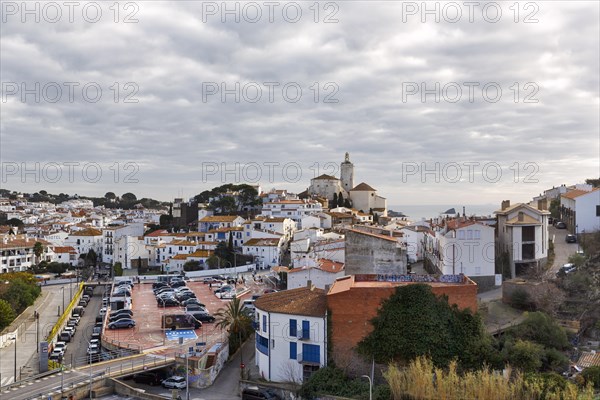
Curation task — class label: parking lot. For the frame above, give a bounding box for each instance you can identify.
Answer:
[102,278,253,351]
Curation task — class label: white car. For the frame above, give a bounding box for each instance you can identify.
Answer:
[219,290,236,299]
[87,344,100,355]
[54,341,67,352]
[162,376,186,389]
[99,307,107,316]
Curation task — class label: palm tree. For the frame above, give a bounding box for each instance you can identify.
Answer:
[33,241,45,265]
[214,297,253,378]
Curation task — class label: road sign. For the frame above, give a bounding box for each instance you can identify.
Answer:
[166,330,198,341]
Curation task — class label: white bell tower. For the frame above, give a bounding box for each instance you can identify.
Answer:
[340,152,354,193]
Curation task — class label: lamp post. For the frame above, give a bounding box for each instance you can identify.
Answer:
[361,375,372,400]
[12,335,17,384]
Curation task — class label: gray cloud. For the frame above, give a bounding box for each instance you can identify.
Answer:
[1,1,598,205]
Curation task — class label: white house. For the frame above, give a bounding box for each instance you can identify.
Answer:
[242,237,284,269]
[64,228,103,258]
[560,185,600,234]
[102,223,145,264]
[287,259,345,290]
[424,219,496,286]
[399,225,429,263]
[198,215,245,232]
[52,246,78,266]
[348,183,387,216]
[495,201,550,278]
[254,285,328,383]
[261,200,323,228]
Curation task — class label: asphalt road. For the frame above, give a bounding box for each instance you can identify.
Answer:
[546,225,580,278]
[62,285,104,368]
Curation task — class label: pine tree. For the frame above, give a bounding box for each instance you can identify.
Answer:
[332,193,338,207]
[338,192,344,208]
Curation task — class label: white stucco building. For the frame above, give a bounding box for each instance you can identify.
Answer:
[254,285,328,383]
[495,201,550,278]
[287,259,345,290]
[560,185,600,234]
[424,219,496,284]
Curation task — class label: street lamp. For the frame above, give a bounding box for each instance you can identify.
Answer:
[361,375,372,400]
[61,286,65,315]
[11,335,17,384]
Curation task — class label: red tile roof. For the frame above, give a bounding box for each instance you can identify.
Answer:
[243,238,281,247]
[561,188,599,200]
[350,182,376,191]
[254,286,327,317]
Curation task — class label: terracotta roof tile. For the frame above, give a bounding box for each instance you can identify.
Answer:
[350,182,376,191]
[254,286,327,317]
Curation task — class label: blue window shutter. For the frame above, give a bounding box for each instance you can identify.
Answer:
[290,319,297,337]
[263,315,267,332]
[290,342,297,359]
[302,320,310,338]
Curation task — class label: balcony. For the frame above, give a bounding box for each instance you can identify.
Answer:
[297,352,320,365]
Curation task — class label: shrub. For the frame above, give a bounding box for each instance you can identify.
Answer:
[581,366,600,389]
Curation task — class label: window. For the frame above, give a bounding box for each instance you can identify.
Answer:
[262,315,267,332]
[301,343,320,363]
[256,334,269,355]
[457,231,465,240]
[474,230,480,240]
[300,320,310,339]
[466,230,473,240]
[289,342,297,359]
[289,319,297,337]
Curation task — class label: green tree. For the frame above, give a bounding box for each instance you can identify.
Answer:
[183,260,202,272]
[214,297,252,355]
[581,366,600,389]
[206,255,220,269]
[85,249,98,268]
[332,193,338,207]
[0,299,16,329]
[121,192,137,202]
[357,284,494,369]
[113,262,123,277]
[504,339,544,373]
[507,312,570,350]
[549,199,560,219]
[337,192,344,208]
[104,192,116,200]
[344,198,351,208]
[33,241,45,265]
[6,218,23,227]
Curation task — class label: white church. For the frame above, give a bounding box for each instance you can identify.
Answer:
[307,153,387,215]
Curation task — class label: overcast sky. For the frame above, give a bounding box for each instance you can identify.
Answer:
[1,1,598,207]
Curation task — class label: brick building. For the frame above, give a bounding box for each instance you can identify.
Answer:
[326,274,478,373]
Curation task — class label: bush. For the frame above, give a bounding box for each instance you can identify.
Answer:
[510,288,533,310]
[0,299,16,329]
[299,366,369,400]
[508,312,570,350]
[581,366,600,389]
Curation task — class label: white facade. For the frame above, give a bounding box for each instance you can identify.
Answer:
[287,266,344,290]
[261,200,323,228]
[560,186,600,233]
[242,238,283,268]
[255,300,327,382]
[400,226,426,263]
[495,202,550,278]
[424,220,496,278]
[64,229,103,257]
[113,236,148,269]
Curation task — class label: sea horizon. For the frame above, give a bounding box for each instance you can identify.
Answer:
[388,204,499,221]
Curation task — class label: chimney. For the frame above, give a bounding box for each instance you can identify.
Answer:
[518,212,524,222]
[501,200,510,211]
[306,280,312,289]
[462,206,466,218]
[324,284,330,292]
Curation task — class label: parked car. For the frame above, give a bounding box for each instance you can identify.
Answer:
[176,292,197,302]
[162,376,187,389]
[218,290,236,299]
[190,312,216,323]
[155,287,175,296]
[133,371,165,386]
[181,298,205,308]
[49,349,64,362]
[64,326,76,336]
[54,341,67,353]
[170,280,186,288]
[91,332,101,341]
[566,234,577,243]
[241,386,281,400]
[87,344,100,355]
[59,331,72,342]
[203,277,217,284]
[555,221,567,229]
[153,281,169,289]
[108,318,136,329]
[157,298,180,307]
[185,304,205,313]
[110,309,133,318]
[556,263,577,277]
[214,285,233,294]
[99,307,107,316]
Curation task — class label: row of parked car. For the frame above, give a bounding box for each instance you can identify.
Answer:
[129,370,187,389]
[107,280,136,329]
[153,278,216,322]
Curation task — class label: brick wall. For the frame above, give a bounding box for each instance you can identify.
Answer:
[327,282,477,372]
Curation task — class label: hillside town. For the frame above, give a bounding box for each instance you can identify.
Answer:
[1,154,599,400]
